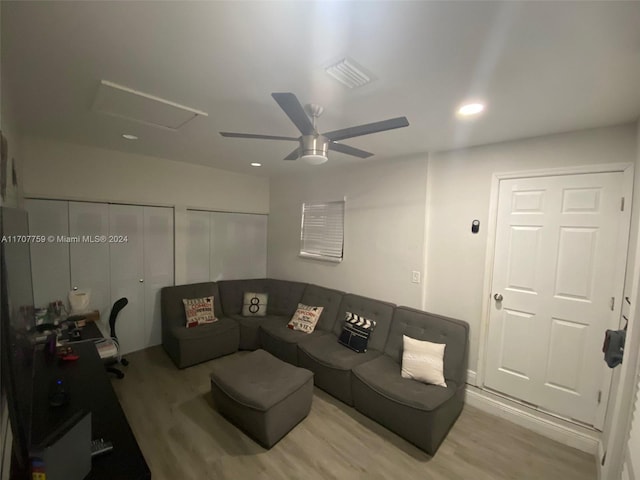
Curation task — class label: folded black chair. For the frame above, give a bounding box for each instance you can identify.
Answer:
[95,297,129,379]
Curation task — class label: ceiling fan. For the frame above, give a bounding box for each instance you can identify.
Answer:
[220,92,409,165]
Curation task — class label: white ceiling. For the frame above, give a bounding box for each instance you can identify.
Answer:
[3,1,640,176]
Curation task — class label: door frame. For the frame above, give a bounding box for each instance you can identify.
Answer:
[476,162,634,430]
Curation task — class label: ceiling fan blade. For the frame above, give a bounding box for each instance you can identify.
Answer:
[328,142,373,159]
[219,132,299,141]
[283,147,300,161]
[271,92,315,136]
[323,116,409,142]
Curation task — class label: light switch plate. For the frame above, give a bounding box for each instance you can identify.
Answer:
[411,271,421,284]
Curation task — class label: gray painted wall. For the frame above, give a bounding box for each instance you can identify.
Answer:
[267,155,428,308]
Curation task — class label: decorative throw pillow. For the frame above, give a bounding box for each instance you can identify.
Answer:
[338,312,376,353]
[182,296,217,328]
[401,335,447,387]
[242,292,268,317]
[288,304,324,333]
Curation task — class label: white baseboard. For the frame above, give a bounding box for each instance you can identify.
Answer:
[465,386,600,454]
[624,444,635,480]
[597,438,606,480]
[466,369,477,386]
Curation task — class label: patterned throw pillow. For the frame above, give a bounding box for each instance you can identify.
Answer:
[401,335,447,387]
[288,304,324,333]
[338,312,376,353]
[242,292,268,317]
[183,296,217,328]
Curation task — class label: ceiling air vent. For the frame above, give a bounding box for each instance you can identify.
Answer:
[325,58,373,89]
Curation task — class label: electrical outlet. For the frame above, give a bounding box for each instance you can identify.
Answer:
[411,271,421,284]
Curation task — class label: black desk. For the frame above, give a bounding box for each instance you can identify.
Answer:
[58,321,103,343]
[31,341,151,479]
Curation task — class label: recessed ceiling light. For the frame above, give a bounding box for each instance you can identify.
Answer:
[457,103,485,116]
[250,162,262,167]
[122,134,138,140]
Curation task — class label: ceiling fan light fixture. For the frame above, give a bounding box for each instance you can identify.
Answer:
[300,134,329,165]
[301,154,328,165]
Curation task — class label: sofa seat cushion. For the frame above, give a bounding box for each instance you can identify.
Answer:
[352,355,457,412]
[170,316,237,340]
[227,313,289,350]
[298,334,382,371]
[261,318,330,344]
[229,313,285,324]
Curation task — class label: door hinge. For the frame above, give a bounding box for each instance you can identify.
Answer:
[597,390,602,404]
[621,197,625,211]
[611,297,615,311]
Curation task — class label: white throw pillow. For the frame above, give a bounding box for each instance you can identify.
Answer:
[401,335,447,387]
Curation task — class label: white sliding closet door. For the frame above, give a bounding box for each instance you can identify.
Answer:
[210,212,267,280]
[185,210,210,284]
[68,202,111,334]
[27,199,174,351]
[186,210,267,282]
[25,199,70,308]
[143,207,174,347]
[109,204,145,355]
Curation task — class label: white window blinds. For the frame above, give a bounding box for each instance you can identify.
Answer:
[300,200,345,262]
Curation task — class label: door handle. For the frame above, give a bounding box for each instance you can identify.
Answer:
[139,279,144,283]
[73,286,78,291]
[494,293,503,302]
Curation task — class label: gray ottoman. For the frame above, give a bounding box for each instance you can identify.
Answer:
[210,349,314,448]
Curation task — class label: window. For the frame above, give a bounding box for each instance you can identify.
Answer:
[300,200,345,262]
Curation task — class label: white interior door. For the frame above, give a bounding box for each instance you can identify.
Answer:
[109,204,145,354]
[143,206,174,347]
[25,199,71,308]
[68,202,111,335]
[485,172,626,427]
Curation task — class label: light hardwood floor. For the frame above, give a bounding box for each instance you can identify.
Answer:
[111,346,596,480]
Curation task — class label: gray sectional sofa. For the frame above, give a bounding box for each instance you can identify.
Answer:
[161,278,469,455]
[161,281,239,368]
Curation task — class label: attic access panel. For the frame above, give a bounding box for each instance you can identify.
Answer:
[92,80,208,130]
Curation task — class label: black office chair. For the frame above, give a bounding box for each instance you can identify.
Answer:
[95,297,129,379]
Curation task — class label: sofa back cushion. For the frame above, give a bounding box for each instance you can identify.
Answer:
[265,279,307,315]
[300,284,345,332]
[333,294,395,352]
[161,282,222,330]
[218,278,306,317]
[385,306,469,384]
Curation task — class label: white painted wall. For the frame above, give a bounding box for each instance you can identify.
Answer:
[267,156,428,308]
[21,136,270,285]
[0,48,23,209]
[21,136,269,213]
[425,123,637,377]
